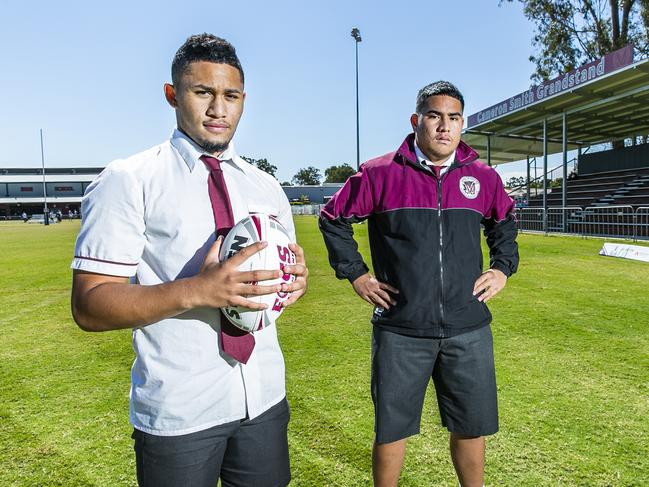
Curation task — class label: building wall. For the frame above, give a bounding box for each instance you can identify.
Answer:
[282,185,342,204]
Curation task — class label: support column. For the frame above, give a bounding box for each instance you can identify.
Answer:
[526,155,531,205]
[543,119,548,233]
[562,112,569,233]
[487,135,492,167]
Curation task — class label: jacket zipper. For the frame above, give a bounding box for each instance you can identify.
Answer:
[437,172,445,337]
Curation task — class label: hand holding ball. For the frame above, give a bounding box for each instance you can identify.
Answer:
[218,214,296,332]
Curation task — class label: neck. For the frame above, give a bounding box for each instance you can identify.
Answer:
[415,142,454,166]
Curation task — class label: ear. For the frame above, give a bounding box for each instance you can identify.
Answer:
[164,83,178,108]
[410,113,418,131]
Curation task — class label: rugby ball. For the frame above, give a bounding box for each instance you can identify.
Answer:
[218,213,296,332]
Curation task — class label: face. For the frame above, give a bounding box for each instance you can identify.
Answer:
[410,95,464,164]
[164,61,245,155]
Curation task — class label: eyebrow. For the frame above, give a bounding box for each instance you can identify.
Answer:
[191,84,243,94]
[426,109,463,117]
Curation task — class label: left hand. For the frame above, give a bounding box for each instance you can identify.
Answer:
[473,269,507,302]
[280,242,309,307]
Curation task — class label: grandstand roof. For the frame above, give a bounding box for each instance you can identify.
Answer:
[462,45,649,164]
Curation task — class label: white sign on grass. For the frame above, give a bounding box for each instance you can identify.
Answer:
[599,243,649,263]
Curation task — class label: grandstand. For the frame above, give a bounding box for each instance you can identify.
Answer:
[462,44,649,240]
[527,166,649,209]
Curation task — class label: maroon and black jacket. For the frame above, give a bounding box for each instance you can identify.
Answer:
[319,134,519,338]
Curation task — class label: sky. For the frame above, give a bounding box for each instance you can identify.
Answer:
[0,0,545,183]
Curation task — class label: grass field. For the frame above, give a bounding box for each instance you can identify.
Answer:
[1,217,648,486]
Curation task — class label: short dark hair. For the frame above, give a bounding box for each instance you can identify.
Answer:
[416,81,464,113]
[171,33,244,85]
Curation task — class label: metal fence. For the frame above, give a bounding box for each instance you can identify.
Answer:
[290,204,324,216]
[636,207,649,240]
[580,205,635,239]
[517,205,649,241]
[517,206,583,234]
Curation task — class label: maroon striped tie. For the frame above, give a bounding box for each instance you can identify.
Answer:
[201,155,255,364]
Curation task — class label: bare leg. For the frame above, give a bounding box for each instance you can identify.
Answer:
[450,433,484,487]
[372,438,407,487]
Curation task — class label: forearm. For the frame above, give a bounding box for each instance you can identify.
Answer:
[72,277,201,332]
[484,215,519,277]
[318,216,368,281]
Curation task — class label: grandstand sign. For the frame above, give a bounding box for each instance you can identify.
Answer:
[467,45,634,128]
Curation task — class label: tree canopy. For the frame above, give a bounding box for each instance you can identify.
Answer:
[291,166,322,186]
[502,0,649,82]
[241,156,278,178]
[324,164,356,183]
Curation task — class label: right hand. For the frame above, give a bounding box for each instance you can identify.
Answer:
[192,236,284,310]
[351,273,399,310]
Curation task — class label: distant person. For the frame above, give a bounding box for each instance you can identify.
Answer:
[21,211,28,223]
[70,34,308,487]
[320,81,519,487]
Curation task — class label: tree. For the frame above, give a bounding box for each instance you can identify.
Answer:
[291,166,322,186]
[324,164,356,183]
[505,176,527,188]
[501,0,649,83]
[241,156,278,178]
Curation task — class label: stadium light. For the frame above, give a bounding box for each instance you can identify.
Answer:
[40,129,49,226]
[351,28,362,170]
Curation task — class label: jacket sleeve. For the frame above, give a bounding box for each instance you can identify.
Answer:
[482,172,519,277]
[319,165,375,282]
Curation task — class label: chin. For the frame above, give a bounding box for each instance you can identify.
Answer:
[196,134,232,154]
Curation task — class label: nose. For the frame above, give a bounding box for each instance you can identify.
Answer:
[206,95,227,118]
[437,116,450,132]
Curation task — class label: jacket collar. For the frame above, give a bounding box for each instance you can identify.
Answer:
[395,133,479,168]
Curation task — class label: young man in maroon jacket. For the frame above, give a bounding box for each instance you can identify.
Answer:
[319,81,519,487]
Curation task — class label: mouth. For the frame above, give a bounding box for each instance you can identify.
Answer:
[203,122,230,134]
[435,137,451,144]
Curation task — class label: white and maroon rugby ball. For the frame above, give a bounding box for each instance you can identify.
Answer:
[218,213,296,332]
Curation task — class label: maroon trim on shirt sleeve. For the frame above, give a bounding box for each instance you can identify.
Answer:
[74,255,139,266]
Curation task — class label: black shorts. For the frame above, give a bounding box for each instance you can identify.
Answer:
[132,398,290,487]
[371,325,498,444]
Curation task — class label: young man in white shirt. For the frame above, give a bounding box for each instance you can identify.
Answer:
[71,34,308,487]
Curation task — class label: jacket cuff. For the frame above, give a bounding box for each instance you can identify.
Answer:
[490,263,512,278]
[346,265,369,284]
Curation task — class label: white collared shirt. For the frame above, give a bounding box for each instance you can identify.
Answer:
[415,143,456,176]
[71,129,295,436]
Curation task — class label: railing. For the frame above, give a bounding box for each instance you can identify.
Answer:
[517,206,582,234]
[580,205,635,239]
[290,204,324,216]
[636,207,649,241]
[517,205,649,241]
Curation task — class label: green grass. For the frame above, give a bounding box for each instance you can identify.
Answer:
[1,218,648,486]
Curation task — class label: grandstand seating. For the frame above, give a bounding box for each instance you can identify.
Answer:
[526,166,649,209]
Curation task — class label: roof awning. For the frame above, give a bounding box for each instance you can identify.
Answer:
[462,46,649,165]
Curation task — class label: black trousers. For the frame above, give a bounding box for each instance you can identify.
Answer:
[132,398,290,487]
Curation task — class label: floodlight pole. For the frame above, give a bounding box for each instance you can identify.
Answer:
[40,129,49,226]
[351,28,362,170]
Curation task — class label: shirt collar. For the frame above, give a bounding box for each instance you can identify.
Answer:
[170,128,246,173]
[414,142,456,168]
